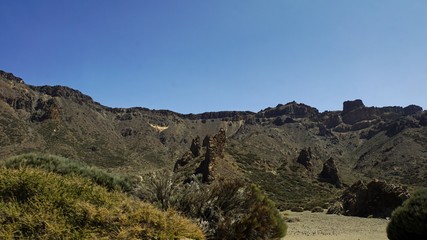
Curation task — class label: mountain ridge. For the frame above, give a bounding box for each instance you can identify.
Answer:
[1,69,426,208]
[3,70,424,118]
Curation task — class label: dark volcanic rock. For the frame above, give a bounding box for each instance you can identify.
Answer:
[31,86,95,105]
[323,113,342,129]
[4,94,33,111]
[403,105,423,115]
[297,148,313,170]
[273,117,285,126]
[385,117,420,137]
[30,99,61,122]
[190,136,202,157]
[0,70,24,83]
[196,128,226,183]
[342,108,377,125]
[420,112,427,126]
[318,124,334,137]
[318,158,341,187]
[329,179,410,218]
[343,99,365,114]
[258,101,320,119]
[174,151,194,172]
[273,116,296,126]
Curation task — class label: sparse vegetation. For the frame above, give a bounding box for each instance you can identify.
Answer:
[138,173,287,239]
[137,170,181,210]
[2,153,133,192]
[0,168,204,239]
[311,206,324,213]
[387,189,427,240]
[291,207,304,212]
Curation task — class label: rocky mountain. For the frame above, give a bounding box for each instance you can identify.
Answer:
[1,70,426,208]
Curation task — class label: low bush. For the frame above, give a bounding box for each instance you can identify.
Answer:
[139,174,287,239]
[311,206,324,213]
[177,179,287,239]
[387,189,427,240]
[290,207,304,212]
[0,168,204,239]
[136,170,181,210]
[2,153,133,192]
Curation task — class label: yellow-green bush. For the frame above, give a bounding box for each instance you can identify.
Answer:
[2,153,134,192]
[0,168,204,239]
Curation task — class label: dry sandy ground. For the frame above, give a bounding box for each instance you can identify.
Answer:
[282,210,389,240]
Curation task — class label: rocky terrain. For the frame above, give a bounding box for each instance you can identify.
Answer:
[1,69,426,208]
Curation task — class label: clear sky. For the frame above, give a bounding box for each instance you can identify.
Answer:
[1,0,426,114]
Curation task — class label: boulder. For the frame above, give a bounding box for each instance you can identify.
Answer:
[318,158,341,187]
[297,148,313,170]
[328,179,410,218]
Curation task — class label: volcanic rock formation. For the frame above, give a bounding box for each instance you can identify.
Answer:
[318,157,341,187]
[297,148,313,171]
[196,128,226,183]
[328,179,410,218]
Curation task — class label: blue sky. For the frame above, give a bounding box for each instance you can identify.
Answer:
[1,0,426,113]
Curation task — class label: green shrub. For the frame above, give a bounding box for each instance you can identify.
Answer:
[2,153,133,192]
[136,170,181,210]
[171,178,287,239]
[290,207,304,212]
[0,168,204,239]
[387,189,427,240]
[311,206,324,213]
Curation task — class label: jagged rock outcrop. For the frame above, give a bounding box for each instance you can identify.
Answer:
[403,105,423,115]
[196,128,226,183]
[323,113,342,129]
[190,136,201,157]
[328,179,410,218]
[318,158,341,187]
[3,94,33,111]
[318,124,334,137]
[30,99,61,122]
[30,86,95,105]
[0,70,24,83]
[173,129,227,183]
[385,117,420,137]
[297,148,313,170]
[342,99,365,114]
[342,107,377,125]
[257,101,320,119]
[174,151,194,172]
[273,116,296,126]
[420,112,427,126]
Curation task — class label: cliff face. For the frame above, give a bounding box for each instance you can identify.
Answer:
[1,70,426,208]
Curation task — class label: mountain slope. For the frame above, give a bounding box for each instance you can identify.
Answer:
[1,70,426,208]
